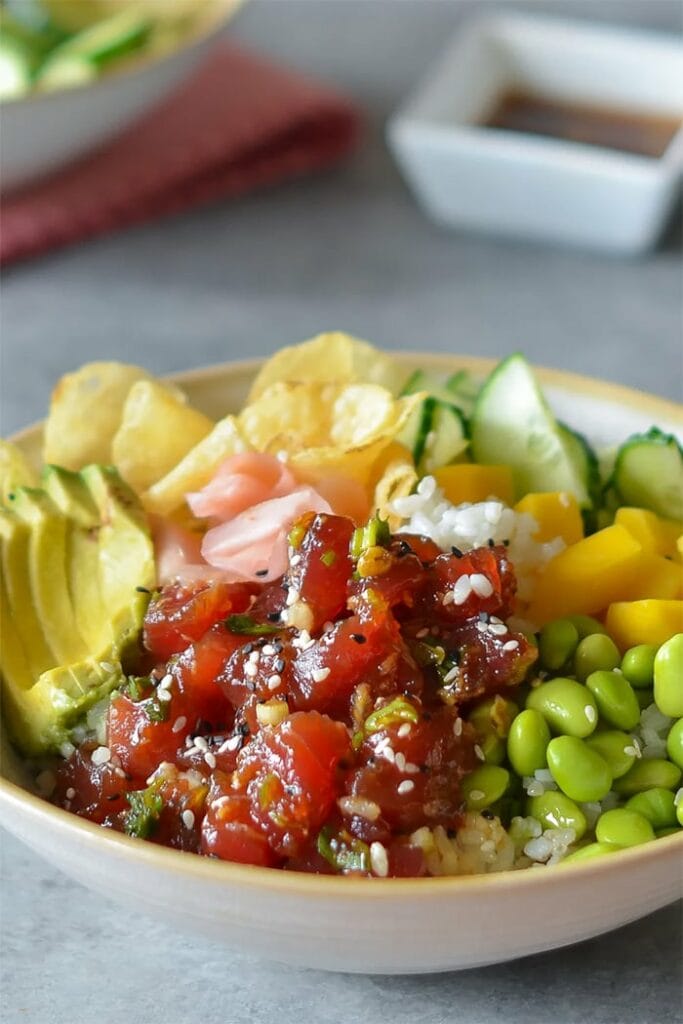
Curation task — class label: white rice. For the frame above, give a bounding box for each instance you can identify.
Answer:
[389,476,565,602]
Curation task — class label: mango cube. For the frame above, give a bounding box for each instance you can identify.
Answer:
[615,507,682,560]
[433,464,514,506]
[606,600,683,651]
[515,491,584,546]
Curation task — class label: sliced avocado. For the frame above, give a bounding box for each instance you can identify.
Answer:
[81,465,155,659]
[8,487,89,666]
[42,466,110,655]
[0,508,54,678]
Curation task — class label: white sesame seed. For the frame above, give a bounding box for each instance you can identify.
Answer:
[204,751,217,769]
[312,667,331,683]
[381,746,396,764]
[489,622,507,636]
[502,640,519,652]
[323,621,334,633]
[157,688,172,702]
[394,752,406,772]
[585,705,597,724]
[194,736,209,752]
[182,809,195,829]
[35,770,56,796]
[244,662,258,678]
[262,644,276,657]
[172,716,187,734]
[268,674,282,690]
[453,717,463,737]
[65,787,76,800]
[404,762,420,774]
[470,573,494,599]
[100,661,117,674]
[290,554,302,567]
[443,665,459,684]
[397,723,412,738]
[442,590,455,606]
[397,780,415,795]
[249,650,260,664]
[219,734,243,753]
[474,744,486,761]
[452,576,472,605]
[286,588,300,607]
[91,746,111,766]
[337,796,381,821]
[623,745,637,757]
[115,767,127,779]
[469,789,485,801]
[370,841,389,877]
[158,673,173,690]
[475,621,488,633]
[416,627,429,639]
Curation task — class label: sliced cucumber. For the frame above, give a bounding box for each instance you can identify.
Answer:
[612,428,683,521]
[398,396,435,469]
[400,370,459,406]
[558,424,601,506]
[398,396,468,472]
[35,52,96,91]
[470,353,593,507]
[41,8,150,71]
[445,370,480,417]
[0,35,33,100]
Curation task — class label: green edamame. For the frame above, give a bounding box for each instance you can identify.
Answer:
[561,841,617,864]
[507,709,550,777]
[625,788,678,829]
[539,619,579,672]
[527,678,598,738]
[527,791,587,841]
[595,808,655,848]
[546,735,613,802]
[585,670,641,731]
[462,765,510,811]
[574,633,621,682]
[612,758,682,796]
[666,719,683,770]
[584,730,636,779]
[654,634,683,718]
[567,615,609,639]
[621,644,658,688]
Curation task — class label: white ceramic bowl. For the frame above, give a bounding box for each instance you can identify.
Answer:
[0,0,241,194]
[1,355,682,975]
[387,13,683,253]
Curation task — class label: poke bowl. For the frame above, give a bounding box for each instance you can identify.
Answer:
[0,337,681,974]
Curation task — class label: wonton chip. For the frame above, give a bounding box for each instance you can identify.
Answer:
[0,440,38,503]
[43,361,184,470]
[112,381,214,494]
[142,415,247,517]
[248,332,403,401]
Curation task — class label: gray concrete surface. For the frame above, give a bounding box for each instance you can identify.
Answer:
[1,2,681,1022]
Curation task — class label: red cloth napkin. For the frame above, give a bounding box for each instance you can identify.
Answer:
[0,45,359,266]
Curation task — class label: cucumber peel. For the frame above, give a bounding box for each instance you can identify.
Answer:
[611,428,683,521]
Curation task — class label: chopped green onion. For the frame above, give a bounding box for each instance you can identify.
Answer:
[225,614,281,636]
[364,697,420,734]
[321,549,336,567]
[350,514,391,560]
[124,786,164,839]
[317,827,370,873]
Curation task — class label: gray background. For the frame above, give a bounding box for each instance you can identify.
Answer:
[1,1,681,1022]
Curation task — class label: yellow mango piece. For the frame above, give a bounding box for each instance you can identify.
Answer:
[515,491,584,546]
[527,525,647,624]
[619,554,683,601]
[615,507,683,560]
[433,464,514,506]
[606,600,683,651]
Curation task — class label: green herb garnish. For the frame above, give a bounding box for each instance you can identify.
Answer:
[364,696,420,735]
[317,827,370,873]
[225,614,281,636]
[321,549,336,568]
[124,786,164,839]
[350,513,391,559]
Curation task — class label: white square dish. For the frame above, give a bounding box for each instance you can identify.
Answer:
[387,13,683,253]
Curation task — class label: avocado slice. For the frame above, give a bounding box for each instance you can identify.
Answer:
[8,487,89,666]
[42,465,110,656]
[0,508,54,678]
[0,464,156,756]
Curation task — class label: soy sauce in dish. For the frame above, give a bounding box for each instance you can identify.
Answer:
[485,89,681,158]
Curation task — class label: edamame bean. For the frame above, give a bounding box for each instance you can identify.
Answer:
[527,791,587,841]
[507,709,551,777]
[625,788,677,829]
[574,633,621,682]
[527,678,598,738]
[612,758,682,796]
[546,735,613,802]
[539,619,579,672]
[621,645,658,688]
[666,719,683,770]
[585,670,641,731]
[596,808,655,848]
[567,615,609,639]
[585,730,636,779]
[654,634,683,718]
[561,841,617,864]
[462,765,510,811]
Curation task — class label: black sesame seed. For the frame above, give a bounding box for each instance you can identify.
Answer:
[451,546,463,558]
[350,633,367,644]
[446,828,456,839]
[135,586,151,594]
[243,643,253,655]
[487,538,495,548]
[503,538,510,547]
[267,612,281,623]
[274,658,286,673]
[255,568,269,578]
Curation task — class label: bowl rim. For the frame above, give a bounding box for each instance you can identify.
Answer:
[2,351,682,897]
[0,0,243,108]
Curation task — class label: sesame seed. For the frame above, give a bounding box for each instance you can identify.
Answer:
[442,590,455,606]
[475,621,488,633]
[157,688,172,702]
[35,770,56,796]
[262,644,276,657]
[218,734,242,754]
[91,746,111,766]
[502,640,519,652]
[268,674,282,690]
[443,665,459,684]
[381,746,396,764]
[338,796,381,821]
[312,667,331,683]
[453,717,463,737]
[404,762,419,774]
[623,745,637,757]
[416,627,429,639]
[182,809,195,829]
[248,650,260,664]
[370,841,389,877]
[452,576,472,605]
[65,787,76,800]
[158,673,173,690]
[286,588,300,607]
[290,554,302,567]
[469,789,485,801]
[489,622,507,636]
[474,744,486,761]
[470,573,494,599]
[394,752,407,772]
[397,780,415,795]
[585,706,597,724]
[172,715,187,734]
[204,752,217,769]
[244,662,258,678]
[323,621,334,633]
[100,661,117,674]
[397,723,412,738]
[194,736,209,752]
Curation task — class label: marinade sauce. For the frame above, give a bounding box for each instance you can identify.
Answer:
[485,89,681,158]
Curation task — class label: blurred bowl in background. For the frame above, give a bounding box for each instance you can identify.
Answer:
[0,0,242,194]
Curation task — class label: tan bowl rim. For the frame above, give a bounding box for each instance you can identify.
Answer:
[2,351,682,897]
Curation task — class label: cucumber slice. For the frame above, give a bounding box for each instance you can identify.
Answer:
[398,396,436,468]
[0,35,33,100]
[470,353,593,507]
[612,428,683,520]
[400,370,458,406]
[559,424,601,506]
[42,8,150,71]
[445,370,480,417]
[424,400,468,471]
[35,53,96,91]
